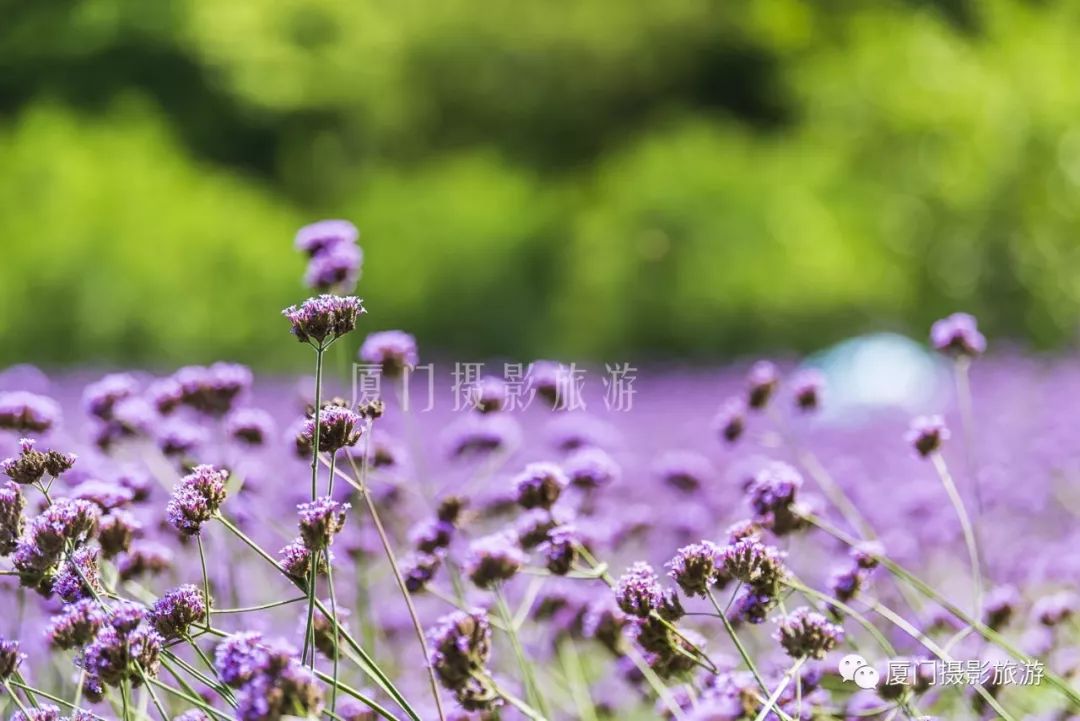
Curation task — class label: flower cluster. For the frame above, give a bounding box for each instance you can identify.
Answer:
[295,219,362,293]
[166,464,229,535]
[359,330,419,377]
[1,438,76,486]
[282,295,365,346]
[428,610,499,711]
[81,603,163,692]
[215,632,324,721]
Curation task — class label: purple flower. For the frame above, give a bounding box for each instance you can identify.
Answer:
[830,566,863,603]
[775,607,843,659]
[11,704,62,721]
[47,598,105,650]
[720,539,788,596]
[444,413,521,459]
[1,438,76,485]
[278,538,330,579]
[983,585,1020,630]
[0,638,23,679]
[470,376,508,414]
[220,636,324,721]
[713,397,746,444]
[52,546,102,602]
[297,497,349,550]
[563,446,620,489]
[298,405,362,453]
[746,360,779,410]
[513,462,568,510]
[410,518,454,554]
[540,524,580,576]
[117,541,173,581]
[0,391,61,434]
[83,373,140,421]
[0,481,25,556]
[83,612,163,688]
[402,551,443,593]
[305,240,362,293]
[906,415,949,458]
[931,312,986,358]
[215,631,269,688]
[667,541,726,598]
[226,408,276,446]
[161,363,253,417]
[791,368,825,412]
[530,360,568,408]
[427,610,497,711]
[282,295,365,346]
[358,330,419,377]
[654,450,714,493]
[98,510,140,558]
[1032,591,1077,626]
[13,499,99,586]
[166,465,229,536]
[150,584,208,639]
[747,461,805,535]
[615,562,664,618]
[464,532,524,589]
[294,219,358,256]
[156,419,206,459]
[70,480,133,512]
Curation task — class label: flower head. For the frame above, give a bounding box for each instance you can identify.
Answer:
[513,462,568,510]
[297,497,349,551]
[1,438,76,485]
[226,408,276,446]
[167,465,229,535]
[906,415,949,458]
[540,525,580,576]
[52,546,102,602]
[747,461,805,535]
[615,562,664,618]
[720,539,788,596]
[713,397,746,444]
[931,312,986,358]
[304,241,362,293]
[359,330,419,377]
[465,532,524,589]
[299,405,362,454]
[667,541,726,598]
[774,607,843,659]
[791,368,825,412]
[283,295,365,346]
[160,363,253,417]
[98,510,140,558]
[428,610,498,711]
[83,373,140,421]
[0,639,23,679]
[83,610,163,688]
[47,598,105,650]
[746,361,779,410]
[0,392,61,434]
[294,219,358,256]
[151,584,208,640]
[0,481,25,556]
[563,446,620,489]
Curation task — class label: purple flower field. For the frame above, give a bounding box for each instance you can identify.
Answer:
[1,223,1078,721]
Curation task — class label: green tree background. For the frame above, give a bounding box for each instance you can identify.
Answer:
[3,0,1080,370]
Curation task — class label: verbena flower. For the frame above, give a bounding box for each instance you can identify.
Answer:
[720,539,788,597]
[983,585,1020,631]
[667,541,725,598]
[931,312,986,358]
[0,638,23,679]
[513,462,568,510]
[563,446,620,489]
[444,414,521,459]
[83,606,163,688]
[359,330,419,377]
[530,360,567,408]
[540,524,579,576]
[117,541,173,581]
[47,598,105,650]
[747,461,805,535]
[713,397,746,444]
[158,363,253,417]
[1032,591,1077,627]
[0,391,61,434]
[654,450,714,493]
[745,360,779,410]
[216,636,324,721]
[297,497,349,551]
[775,607,843,659]
[52,546,103,602]
[150,584,208,640]
[1,438,76,485]
[305,240,362,293]
[410,518,454,554]
[83,373,140,421]
[298,405,362,453]
[70,479,134,512]
[226,408,276,446]
[791,368,825,412]
[465,532,524,589]
[97,509,140,558]
[166,465,229,536]
[428,610,498,712]
[906,415,950,457]
[403,551,443,593]
[0,481,25,556]
[295,219,357,256]
[282,295,365,346]
[13,499,100,589]
[615,562,664,618]
[278,538,331,579]
[470,377,508,414]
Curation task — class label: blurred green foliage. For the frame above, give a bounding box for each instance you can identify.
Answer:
[3,0,1080,369]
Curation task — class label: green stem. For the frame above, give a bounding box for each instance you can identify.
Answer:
[326,547,340,714]
[707,589,769,696]
[197,532,212,630]
[494,588,550,719]
[345,439,447,721]
[211,596,307,614]
[754,657,805,721]
[3,680,32,718]
[930,452,983,617]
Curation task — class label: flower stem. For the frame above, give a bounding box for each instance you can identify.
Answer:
[930,452,983,618]
[753,657,804,721]
[494,587,551,720]
[707,589,769,696]
[326,548,340,714]
[196,532,212,630]
[345,438,447,721]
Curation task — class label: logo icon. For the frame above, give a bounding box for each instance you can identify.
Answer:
[838,654,879,689]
